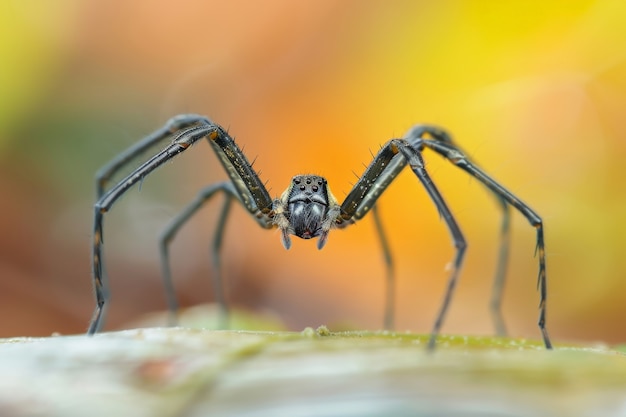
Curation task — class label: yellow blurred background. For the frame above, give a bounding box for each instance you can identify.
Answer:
[1,1,625,344]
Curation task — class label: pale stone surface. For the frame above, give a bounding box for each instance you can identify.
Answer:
[0,327,624,417]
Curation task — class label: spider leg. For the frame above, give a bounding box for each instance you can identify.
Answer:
[490,201,511,336]
[93,115,211,322]
[339,144,406,330]
[89,117,274,335]
[418,138,552,349]
[95,114,209,197]
[392,140,467,350]
[87,119,220,334]
[89,122,222,334]
[371,204,395,330]
[406,126,512,336]
[159,181,244,329]
[339,141,466,345]
[211,189,235,328]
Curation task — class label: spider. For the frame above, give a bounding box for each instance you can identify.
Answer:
[88,114,552,350]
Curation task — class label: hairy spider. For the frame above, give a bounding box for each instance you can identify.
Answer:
[88,114,552,350]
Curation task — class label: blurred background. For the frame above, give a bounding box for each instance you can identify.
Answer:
[1,0,625,344]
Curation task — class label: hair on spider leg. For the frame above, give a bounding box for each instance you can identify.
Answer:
[247,152,256,163]
[87,115,552,351]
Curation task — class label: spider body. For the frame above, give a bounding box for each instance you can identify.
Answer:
[88,114,552,350]
[275,175,340,250]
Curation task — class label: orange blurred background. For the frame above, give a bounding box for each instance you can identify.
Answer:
[1,1,625,344]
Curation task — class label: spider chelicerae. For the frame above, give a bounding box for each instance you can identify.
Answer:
[88,114,552,350]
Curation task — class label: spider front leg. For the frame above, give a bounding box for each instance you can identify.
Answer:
[392,140,467,350]
[406,126,512,337]
[417,136,552,349]
[89,118,222,334]
[95,114,210,198]
[89,116,275,335]
[340,141,466,349]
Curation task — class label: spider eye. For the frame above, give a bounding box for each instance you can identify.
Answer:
[312,185,318,192]
[305,178,311,184]
[299,185,306,191]
[294,178,301,184]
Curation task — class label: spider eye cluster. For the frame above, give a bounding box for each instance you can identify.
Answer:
[292,175,326,194]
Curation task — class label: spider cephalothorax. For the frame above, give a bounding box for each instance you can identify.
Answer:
[89,114,552,350]
[272,175,341,250]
